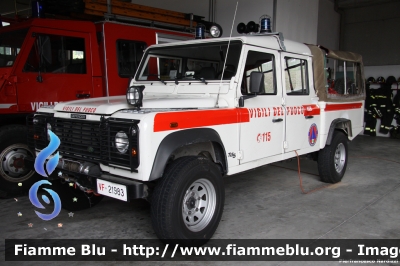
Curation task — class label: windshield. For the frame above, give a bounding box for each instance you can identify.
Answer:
[0,28,28,68]
[136,40,242,82]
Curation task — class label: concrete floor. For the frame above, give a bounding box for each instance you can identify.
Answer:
[1,135,400,266]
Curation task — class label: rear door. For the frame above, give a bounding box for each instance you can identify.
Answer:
[14,27,93,112]
[280,52,321,152]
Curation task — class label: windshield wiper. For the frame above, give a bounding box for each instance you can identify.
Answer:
[146,74,167,85]
[186,75,208,85]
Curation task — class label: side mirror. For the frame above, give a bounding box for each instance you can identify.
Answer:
[249,72,264,93]
[238,72,264,107]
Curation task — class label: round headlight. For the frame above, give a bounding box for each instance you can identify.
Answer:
[210,24,223,38]
[115,131,129,154]
[126,86,144,108]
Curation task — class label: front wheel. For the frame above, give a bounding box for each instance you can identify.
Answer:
[151,156,225,246]
[318,131,348,183]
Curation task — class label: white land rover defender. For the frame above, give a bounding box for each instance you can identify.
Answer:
[27,33,365,245]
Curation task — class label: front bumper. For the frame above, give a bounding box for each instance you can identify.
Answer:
[24,156,147,201]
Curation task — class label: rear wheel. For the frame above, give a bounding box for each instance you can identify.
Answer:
[0,125,39,197]
[151,156,224,246]
[318,131,348,183]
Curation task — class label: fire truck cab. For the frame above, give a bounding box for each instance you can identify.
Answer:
[0,18,191,196]
[28,33,365,245]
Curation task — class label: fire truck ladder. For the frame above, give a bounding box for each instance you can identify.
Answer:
[83,0,217,33]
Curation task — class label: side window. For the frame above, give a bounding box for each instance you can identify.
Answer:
[0,29,27,67]
[241,51,276,95]
[326,58,362,96]
[284,57,309,95]
[158,57,182,79]
[117,40,146,78]
[24,34,86,74]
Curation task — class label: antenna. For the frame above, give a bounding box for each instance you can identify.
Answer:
[215,1,238,108]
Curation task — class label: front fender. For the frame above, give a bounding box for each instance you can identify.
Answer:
[149,128,227,181]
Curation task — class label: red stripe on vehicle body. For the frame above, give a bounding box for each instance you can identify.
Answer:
[325,103,363,111]
[302,104,320,116]
[154,108,250,132]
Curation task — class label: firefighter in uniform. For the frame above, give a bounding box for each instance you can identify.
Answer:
[364,77,394,136]
[389,80,400,138]
[364,79,378,136]
[377,82,394,134]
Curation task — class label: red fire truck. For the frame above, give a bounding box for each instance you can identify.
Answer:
[0,15,205,197]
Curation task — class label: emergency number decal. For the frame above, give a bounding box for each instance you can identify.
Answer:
[257,132,271,143]
[308,124,318,146]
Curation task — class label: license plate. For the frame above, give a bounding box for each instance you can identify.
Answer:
[96,179,128,201]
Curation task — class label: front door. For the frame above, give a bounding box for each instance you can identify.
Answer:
[239,47,284,164]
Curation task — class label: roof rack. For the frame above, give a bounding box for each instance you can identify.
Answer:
[2,0,220,34]
[253,32,286,51]
[84,0,200,27]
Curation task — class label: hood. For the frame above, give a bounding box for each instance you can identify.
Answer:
[53,95,227,115]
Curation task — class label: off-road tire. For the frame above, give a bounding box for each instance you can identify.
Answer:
[318,131,348,183]
[151,156,224,246]
[0,125,40,197]
[50,180,103,211]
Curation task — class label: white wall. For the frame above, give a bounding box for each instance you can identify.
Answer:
[131,0,336,46]
[342,1,400,66]
[364,65,400,80]
[275,0,319,44]
[217,0,322,43]
[215,0,274,38]
[317,0,340,50]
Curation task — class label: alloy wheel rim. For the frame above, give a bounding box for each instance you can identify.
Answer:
[334,143,346,173]
[182,178,216,232]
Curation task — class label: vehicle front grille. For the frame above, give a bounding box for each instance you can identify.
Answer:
[27,114,139,171]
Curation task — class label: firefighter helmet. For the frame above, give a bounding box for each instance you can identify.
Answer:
[377,76,385,83]
[386,76,396,84]
[367,77,375,83]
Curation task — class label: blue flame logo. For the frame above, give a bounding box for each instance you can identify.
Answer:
[34,129,60,177]
[30,129,62,220]
[29,180,61,221]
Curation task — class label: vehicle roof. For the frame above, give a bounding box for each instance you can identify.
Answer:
[146,33,313,56]
[0,18,96,33]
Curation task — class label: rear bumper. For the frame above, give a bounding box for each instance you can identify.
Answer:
[24,156,148,201]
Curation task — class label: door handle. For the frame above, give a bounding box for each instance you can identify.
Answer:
[76,93,90,98]
[305,116,314,119]
[272,118,283,123]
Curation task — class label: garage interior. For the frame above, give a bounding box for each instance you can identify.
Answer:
[1,0,400,265]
